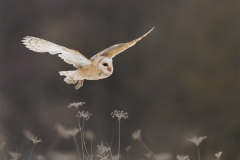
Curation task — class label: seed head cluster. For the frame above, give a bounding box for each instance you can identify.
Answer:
[215,151,223,160]
[68,102,85,109]
[187,135,207,146]
[96,141,111,160]
[28,136,43,145]
[111,110,128,121]
[77,110,92,120]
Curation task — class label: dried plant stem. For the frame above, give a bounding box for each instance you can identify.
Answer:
[197,146,201,160]
[118,120,121,160]
[76,108,91,160]
[77,108,84,160]
[138,139,155,155]
[28,144,35,160]
[82,119,91,160]
[77,118,84,160]
[73,136,81,160]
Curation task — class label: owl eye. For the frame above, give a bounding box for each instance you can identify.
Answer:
[103,63,108,66]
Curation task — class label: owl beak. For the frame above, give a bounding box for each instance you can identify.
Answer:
[107,66,112,72]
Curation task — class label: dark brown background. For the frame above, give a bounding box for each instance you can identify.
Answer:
[0,0,239,160]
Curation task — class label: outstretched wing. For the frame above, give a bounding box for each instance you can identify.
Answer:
[22,36,91,68]
[91,27,154,60]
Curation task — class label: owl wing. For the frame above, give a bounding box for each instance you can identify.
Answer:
[22,36,91,68]
[91,27,154,60]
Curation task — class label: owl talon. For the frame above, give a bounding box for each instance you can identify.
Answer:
[75,80,84,90]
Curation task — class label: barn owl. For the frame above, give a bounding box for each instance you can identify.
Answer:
[22,27,154,90]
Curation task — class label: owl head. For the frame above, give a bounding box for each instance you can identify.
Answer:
[98,57,113,75]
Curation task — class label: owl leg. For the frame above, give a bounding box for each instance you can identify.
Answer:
[75,80,84,90]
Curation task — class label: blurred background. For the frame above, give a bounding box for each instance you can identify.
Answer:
[0,0,239,160]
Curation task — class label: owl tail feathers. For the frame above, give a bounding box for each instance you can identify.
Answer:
[59,71,78,84]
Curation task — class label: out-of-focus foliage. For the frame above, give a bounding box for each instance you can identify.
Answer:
[0,0,239,160]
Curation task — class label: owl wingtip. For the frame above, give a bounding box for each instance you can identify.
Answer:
[149,26,155,33]
[142,27,155,38]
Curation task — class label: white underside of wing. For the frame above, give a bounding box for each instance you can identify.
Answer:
[57,49,91,68]
[22,36,91,68]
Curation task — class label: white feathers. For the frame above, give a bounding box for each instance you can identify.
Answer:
[59,71,77,84]
[22,36,62,54]
[22,36,91,68]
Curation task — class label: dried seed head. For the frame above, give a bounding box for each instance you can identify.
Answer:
[96,141,111,160]
[76,110,92,120]
[29,136,43,145]
[111,110,128,121]
[68,102,85,109]
[132,130,142,140]
[215,151,223,160]
[187,135,207,146]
